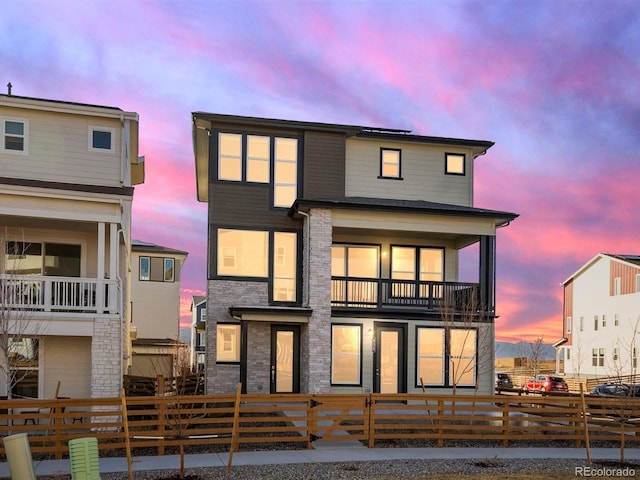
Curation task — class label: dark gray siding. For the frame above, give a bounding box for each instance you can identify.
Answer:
[302,131,345,198]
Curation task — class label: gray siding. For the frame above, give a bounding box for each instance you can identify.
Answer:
[302,130,346,198]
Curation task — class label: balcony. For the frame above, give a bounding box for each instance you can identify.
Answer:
[331,277,482,313]
[0,275,119,314]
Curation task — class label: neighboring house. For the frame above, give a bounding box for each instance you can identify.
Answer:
[130,240,188,377]
[558,253,640,378]
[192,113,518,395]
[190,296,206,372]
[0,92,144,399]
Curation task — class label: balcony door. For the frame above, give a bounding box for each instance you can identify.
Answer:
[5,241,80,277]
[373,322,407,394]
[331,245,379,306]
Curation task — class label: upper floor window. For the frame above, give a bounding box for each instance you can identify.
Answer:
[379,148,401,179]
[139,256,175,282]
[445,153,466,175]
[614,277,621,295]
[273,232,297,302]
[218,133,242,181]
[5,241,80,277]
[2,118,28,154]
[89,126,115,153]
[274,137,298,207]
[217,229,268,277]
[247,135,270,183]
[636,274,640,293]
[566,316,572,334]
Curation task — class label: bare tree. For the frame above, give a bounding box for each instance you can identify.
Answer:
[518,336,545,381]
[0,235,47,400]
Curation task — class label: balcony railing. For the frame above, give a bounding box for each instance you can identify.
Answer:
[331,276,481,312]
[0,275,119,314]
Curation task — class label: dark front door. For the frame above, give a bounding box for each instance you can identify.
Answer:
[270,325,300,393]
[374,322,407,394]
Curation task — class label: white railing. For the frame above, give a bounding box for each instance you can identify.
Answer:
[0,274,119,314]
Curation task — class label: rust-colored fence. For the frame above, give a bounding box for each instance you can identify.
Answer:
[1,392,640,461]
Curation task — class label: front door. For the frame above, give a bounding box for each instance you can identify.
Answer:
[270,325,300,393]
[374,323,407,393]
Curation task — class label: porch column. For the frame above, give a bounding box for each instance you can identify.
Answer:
[109,223,118,313]
[96,222,105,314]
[479,235,496,314]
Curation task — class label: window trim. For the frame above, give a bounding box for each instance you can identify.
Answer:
[2,117,29,155]
[445,152,466,176]
[88,126,115,153]
[330,323,363,386]
[138,255,176,283]
[378,148,402,180]
[216,323,242,364]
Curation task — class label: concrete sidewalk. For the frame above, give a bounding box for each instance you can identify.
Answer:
[1,445,639,478]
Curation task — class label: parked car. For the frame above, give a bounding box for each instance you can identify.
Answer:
[523,374,569,393]
[495,373,513,392]
[590,383,630,397]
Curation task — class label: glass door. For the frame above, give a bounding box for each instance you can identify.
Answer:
[374,322,406,393]
[270,325,300,393]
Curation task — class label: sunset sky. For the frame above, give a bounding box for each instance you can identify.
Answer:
[2,0,638,342]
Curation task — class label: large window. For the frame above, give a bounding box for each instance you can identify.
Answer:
[391,246,443,298]
[2,118,28,153]
[592,348,604,367]
[274,137,298,207]
[445,153,465,175]
[331,245,379,305]
[416,327,477,387]
[139,256,175,282]
[417,328,444,386]
[89,126,115,153]
[247,135,270,183]
[216,324,241,363]
[5,241,80,277]
[273,232,297,301]
[379,148,401,179]
[331,324,362,385]
[217,229,268,277]
[9,338,39,399]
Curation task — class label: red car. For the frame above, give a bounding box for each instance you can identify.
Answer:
[523,374,569,393]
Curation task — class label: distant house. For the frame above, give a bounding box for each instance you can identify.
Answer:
[0,93,144,399]
[190,296,206,372]
[559,254,640,378]
[192,113,518,395]
[130,240,188,377]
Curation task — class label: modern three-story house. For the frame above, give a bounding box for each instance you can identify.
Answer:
[0,92,144,399]
[192,113,517,395]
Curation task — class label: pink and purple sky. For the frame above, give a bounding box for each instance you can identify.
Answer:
[2,0,639,342]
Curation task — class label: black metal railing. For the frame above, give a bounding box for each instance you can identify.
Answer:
[331,276,481,311]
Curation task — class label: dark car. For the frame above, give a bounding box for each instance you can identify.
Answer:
[495,373,513,392]
[523,374,569,393]
[590,383,630,397]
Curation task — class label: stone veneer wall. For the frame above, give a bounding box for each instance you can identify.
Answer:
[91,316,122,397]
[206,280,268,394]
[301,208,332,393]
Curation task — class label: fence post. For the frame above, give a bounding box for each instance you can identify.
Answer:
[307,397,315,449]
[54,402,63,460]
[501,406,509,447]
[437,399,444,447]
[367,394,374,448]
[157,385,166,456]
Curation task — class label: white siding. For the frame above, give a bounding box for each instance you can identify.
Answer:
[0,106,122,187]
[345,138,474,206]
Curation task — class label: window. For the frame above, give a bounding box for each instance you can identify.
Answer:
[379,148,401,179]
[602,315,606,328]
[417,328,445,386]
[89,126,115,153]
[274,137,298,207]
[594,316,598,331]
[391,246,443,297]
[614,277,621,295]
[580,316,584,332]
[9,338,39,398]
[566,316,572,334]
[445,153,465,175]
[566,348,570,361]
[218,133,242,181]
[273,232,296,302]
[449,329,476,386]
[615,313,619,327]
[139,256,176,282]
[246,135,270,183]
[331,324,361,385]
[3,118,28,153]
[613,347,619,361]
[5,241,80,277]
[216,324,241,362]
[592,348,604,367]
[636,274,640,293]
[217,229,268,277]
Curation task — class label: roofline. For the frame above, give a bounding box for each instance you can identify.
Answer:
[290,198,518,224]
[0,94,138,120]
[562,253,640,285]
[192,112,494,149]
[0,176,134,197]
[131,240,189,256]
